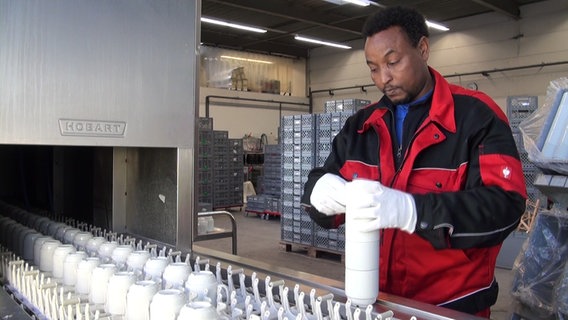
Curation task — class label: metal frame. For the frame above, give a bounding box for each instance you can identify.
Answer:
[194,211,238,255]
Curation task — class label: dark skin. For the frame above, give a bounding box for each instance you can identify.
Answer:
[364,26,434,105]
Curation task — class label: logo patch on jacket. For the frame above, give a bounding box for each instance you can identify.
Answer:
[501,166,512,179]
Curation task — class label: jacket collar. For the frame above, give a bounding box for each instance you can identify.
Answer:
[428,67,456,133]
[359,67,457,134]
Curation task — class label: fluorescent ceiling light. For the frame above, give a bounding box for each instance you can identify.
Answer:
[426,20,450,31]
[201,17,267,33]
[294,35,352,49]
[342,0,371,6]
[323,0,372,6]
[220,55,273,64]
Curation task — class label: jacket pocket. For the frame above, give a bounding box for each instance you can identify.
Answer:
[406,165,467,194]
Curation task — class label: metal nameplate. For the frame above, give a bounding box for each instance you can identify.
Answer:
[59,119,127,137]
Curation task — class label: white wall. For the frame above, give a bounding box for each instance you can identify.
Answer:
[199,87,309,144]
[308,0,568,113]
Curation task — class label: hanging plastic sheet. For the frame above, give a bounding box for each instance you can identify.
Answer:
[519,77,568,175]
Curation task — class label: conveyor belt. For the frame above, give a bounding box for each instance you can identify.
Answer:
[0,211,485,320]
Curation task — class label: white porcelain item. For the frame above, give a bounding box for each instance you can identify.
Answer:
[31,216,49,233]
[149,289,185,320]
[62,251,88,286]
[162,262,191,290]
[144,256,170,282]
[75,257,101,295]
[85,237,107,256]
[97,241,118,263]
[111,244,134,270]
[185,270,218,305]
[33,236,54,267]
[344,179,380,307]
[0,217,14,246]
[36,217,52,235]
[89,263,117,305]
[5,221,23,253]
[177,300,220,320]
[47,222,68,238]
[105,271,137,316]
[126,250,151,276]
[15,227,36,258]
[197,217,208,235]
[54,225,71,242]
[72,231,93,251]
[63,228,81,244]
[125,280,160,320]
[22,231,42,262]
[51,244,77,280]
[38,239,62,273]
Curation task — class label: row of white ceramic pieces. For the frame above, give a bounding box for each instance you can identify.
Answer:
[0,211,179,299]
[2,248,400,320]
[2,251,217,319]
[3,252,293,320]
[0,213,148,264]
[0,203,107,248]
[0,206,399,320]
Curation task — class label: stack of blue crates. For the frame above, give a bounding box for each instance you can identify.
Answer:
[324,98,371,113]
[212,130,244,209]
[281,114,315,246]
[312,111,353,252]
[245,194,269,213]
[244,144,282,217]
[228,138,245,206]
[198,118,214,207]
[260,144,282,214]
[507,96,543,204]
[280,99,370,253]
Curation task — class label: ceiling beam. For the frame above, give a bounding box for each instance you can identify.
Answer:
[205,0,363,35]
[201,29,309,58]
[470,0,520,20]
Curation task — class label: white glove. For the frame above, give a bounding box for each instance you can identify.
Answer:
[346,179,417,233]
[310,173,347,216]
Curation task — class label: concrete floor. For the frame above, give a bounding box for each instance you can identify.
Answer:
[196,209,519,320]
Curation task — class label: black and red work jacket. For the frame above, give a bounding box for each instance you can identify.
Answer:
[301,67,527,314]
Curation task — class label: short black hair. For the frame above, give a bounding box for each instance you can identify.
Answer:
[362,6,429,47]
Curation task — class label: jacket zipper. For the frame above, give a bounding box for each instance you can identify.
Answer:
[392,120,431,187]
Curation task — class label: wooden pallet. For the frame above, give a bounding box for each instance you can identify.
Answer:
[517,198,540,233]
[213,204,243,212]
[279,241,345,264]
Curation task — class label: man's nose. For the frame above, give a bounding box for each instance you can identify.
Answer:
[379,68,392,84]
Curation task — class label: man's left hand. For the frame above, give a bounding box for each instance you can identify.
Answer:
[346,179,417,233]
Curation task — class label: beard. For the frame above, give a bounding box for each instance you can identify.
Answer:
[383,86,417,105]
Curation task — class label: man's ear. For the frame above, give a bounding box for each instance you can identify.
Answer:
[418,36,430,60]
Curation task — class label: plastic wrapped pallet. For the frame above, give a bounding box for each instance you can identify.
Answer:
[555,262,568,319]
[519,77,568,175]
[510,208,568,319]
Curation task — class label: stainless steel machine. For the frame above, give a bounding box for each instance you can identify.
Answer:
[0,1,484,319]
[0,0,198,249]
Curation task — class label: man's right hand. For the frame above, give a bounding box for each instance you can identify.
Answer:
[310,173,347,216]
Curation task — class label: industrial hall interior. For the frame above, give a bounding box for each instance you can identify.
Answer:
[1,1,568,320]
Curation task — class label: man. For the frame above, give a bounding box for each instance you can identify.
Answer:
[301,6,527,318]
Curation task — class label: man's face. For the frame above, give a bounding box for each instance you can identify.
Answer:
[364,26,430,105]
